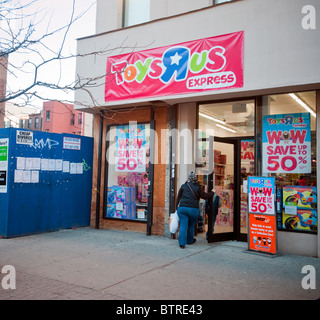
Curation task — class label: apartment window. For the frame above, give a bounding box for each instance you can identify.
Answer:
[46,110,50,121]
[78,113,82,125]
[28,118,32,129]
[71,114,75,125]
[35,117,39,129]
[123,0,150,27]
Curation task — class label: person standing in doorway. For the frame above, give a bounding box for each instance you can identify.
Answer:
[176,171,215,248]
[205,193,222,239]
[240,167,248,184]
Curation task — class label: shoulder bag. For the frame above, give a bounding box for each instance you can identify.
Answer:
[187,182,198,200]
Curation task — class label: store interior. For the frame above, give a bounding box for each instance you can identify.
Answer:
[197,91,317,239]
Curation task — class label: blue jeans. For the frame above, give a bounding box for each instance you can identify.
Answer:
[177,206,199,246]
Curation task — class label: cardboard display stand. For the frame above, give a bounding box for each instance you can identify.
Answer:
[247,176,278,255]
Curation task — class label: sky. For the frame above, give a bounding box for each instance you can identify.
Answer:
[5,0,96,110]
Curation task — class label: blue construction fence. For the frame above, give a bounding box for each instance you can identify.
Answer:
[0,128,93,238]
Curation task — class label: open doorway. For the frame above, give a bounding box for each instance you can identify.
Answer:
[197,99,255,242]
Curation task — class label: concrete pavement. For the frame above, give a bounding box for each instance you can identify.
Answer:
[0,227,319,300]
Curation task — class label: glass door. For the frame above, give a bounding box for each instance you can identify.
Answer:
[207,138,236,242]
[198,99,255,242]
[198,136,254,243]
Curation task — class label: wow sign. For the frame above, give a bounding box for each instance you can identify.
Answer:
[105,31,244,101]
[248,177,275,215]
[262,113,311,174]
[115,124,147,173]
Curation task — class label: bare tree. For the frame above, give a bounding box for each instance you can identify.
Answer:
[1,0,95,104]
[0,0,153,128]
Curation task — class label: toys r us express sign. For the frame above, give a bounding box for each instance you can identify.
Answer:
[105,31,244,101]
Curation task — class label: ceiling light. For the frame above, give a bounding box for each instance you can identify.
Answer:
[199,112,237,133]
[216,124,237,133]
[288,93,316,118]
[199,112,226,125]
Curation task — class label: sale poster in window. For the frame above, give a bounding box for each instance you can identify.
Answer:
[115,123,147,173]
[248,177,275,215]
[262,113,311,174]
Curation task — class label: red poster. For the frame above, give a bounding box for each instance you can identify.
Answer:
[249,214,277,254]
[105,31,244,102]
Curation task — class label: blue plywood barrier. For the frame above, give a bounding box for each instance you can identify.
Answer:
[0,128,93,238]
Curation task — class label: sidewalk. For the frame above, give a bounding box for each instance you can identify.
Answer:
[0,227,319,300]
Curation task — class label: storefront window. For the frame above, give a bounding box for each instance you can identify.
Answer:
[261,91,317,234]
[105,123,150,221]
[199,100,255,138]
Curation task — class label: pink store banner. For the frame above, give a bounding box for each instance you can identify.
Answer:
[105,31,244,102]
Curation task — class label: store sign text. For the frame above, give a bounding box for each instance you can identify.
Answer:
[248,177,275,215]
[262,113,311,174]
[106,31,243,101]
[112,46,235,88]
[115,125,147,173]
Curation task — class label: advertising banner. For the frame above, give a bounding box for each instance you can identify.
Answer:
[105,31,244,101]
[248,177,275,215]
[249,214,277,254]
[241,139,254,161]
[262,113,311,174]
[115,123,147,173]
[248,176,277,255]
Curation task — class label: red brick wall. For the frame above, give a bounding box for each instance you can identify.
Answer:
[42,101,84,135]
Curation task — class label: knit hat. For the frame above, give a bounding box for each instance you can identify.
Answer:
[188,171,197,183]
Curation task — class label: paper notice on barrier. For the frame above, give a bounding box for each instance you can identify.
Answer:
[16,157,25,170]
[41,158,49,171]
[31,171,39,183]
[70,162,77,174]
[63,161,69,173]
[32,158,41,170]
[48,159,56,171]
[76,163,83,174]
[16,130,33,145]
[14,170,23,183]
[55,159,63,171]
[25,158,33,170]
[22,170,31,183]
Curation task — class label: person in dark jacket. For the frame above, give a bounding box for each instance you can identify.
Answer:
[205,193,222,238]
[176,171,215,248]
